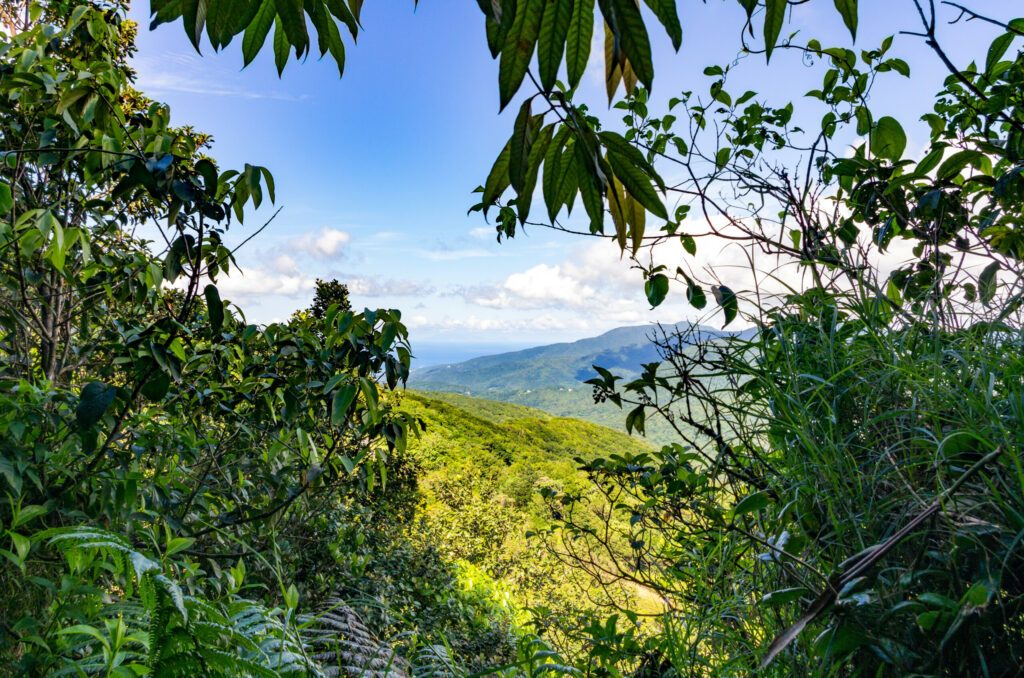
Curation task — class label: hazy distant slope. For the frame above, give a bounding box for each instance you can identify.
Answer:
[411,322,741,445]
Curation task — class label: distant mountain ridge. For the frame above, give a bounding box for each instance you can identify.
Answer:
[411,322,748,444]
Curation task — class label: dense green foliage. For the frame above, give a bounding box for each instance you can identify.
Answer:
[5,0,1024,676]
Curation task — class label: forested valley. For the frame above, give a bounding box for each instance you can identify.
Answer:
[2,0,1023,675]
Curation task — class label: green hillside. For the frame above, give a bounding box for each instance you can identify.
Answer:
[402,389,653,496]
[397,391,661,620]
[412,323,746,445]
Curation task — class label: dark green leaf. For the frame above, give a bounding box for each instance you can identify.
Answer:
[761,587,810,606]
[273,16,290,75]
[510,100,536,193]
[763,0,786,61]
[484,142,512,211]
[645,273,669,307]
[833,0,857,40]
[625,404,645,435]
[986,32,1014,75]
[731,491,769,518]
[141,371,171,403]
[204,284,225,334]
[516,123,555,223]
[311,1,347,76]
[643,0,682,50]
[686,279,707,309]
[575,140,606,233]
[979,261,999,306]
[499,0,545,110]
[715,146,731,170]
[538,0,574,91]
[600,0,654,90]
[712,284,738,326]
[599,130,664,188]
[566,0,595,89]
[937,150,983,180]
[76,382,116,430]
[325,0,358,39]
[607,151,667,219]
[274,0,309,57]
[0,182,11,213]
[543,126,572,220]
[331,383,358,425]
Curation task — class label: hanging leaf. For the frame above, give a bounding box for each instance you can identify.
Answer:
[543,126,572,220]
[731,491,769,518]
[712,284,738,326]
[645,273,669,307]
[510,100,538,192]
[141,371,171,403]
[979,261,999,306]
[763,0,786,62]
[607,151,667,219]
[516,123,555,223]
[833,0,858,41]
[870,116,907,162]
[76,381,116,430]
[274,0,309,58]
[601,0,654,90]
[538,0,574,91]
[331,383,358,425]
[483,142,512,212]
[0,182,12,212]
[204,284,225,334]
[566,0,595,89]
[498,0,545,110]
[643,0,681,49]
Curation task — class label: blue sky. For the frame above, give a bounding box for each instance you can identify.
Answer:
[129,1,1010,353]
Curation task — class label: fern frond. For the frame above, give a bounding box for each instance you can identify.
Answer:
[301,598,410,677]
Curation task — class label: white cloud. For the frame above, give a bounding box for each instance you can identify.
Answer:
[406,313,591,333]
[133,54,304,101]
[347,276,434,297]
[271,253,298,274]
[216,269,316,299]
[418,247,495,262]
[291,228,351,259]
[469,227,498,241]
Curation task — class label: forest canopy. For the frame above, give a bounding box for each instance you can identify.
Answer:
[2,0,1024,676]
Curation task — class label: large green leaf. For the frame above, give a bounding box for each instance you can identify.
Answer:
[833,0,857,40]
[600,0,654,90]
[712,284,738,326]
[538,0,574,91]
[310,0,346,76]
[498,0,545,110]
[575,142,606,233]
[543,126,572,220]
[516,123,555,223]
[607,151,667,220]
[645,273,669,307]
[763,0,786,62]
[204,284,225,334]
[241,0,276,66]
[0,182,12,213]
[274,0,309,58]
[566,0,595,89]
[643,0,682,50]
[509,100,537,192]
[870,116,906,162]
[76,381,116,430]
[979,261,999,306]
[331,383,358,425]
[483,141,512,211]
